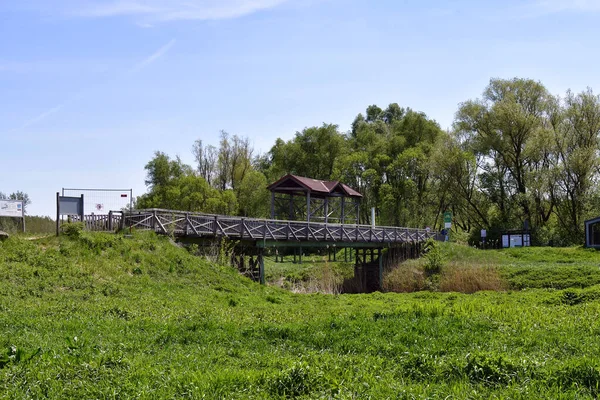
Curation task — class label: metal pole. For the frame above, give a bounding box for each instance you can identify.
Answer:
[56,192,60,236]
[80,194,85,226]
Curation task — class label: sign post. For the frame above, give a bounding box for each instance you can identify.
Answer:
[0,199,25,232]
[56,193,84,236]
[443,211,452,242]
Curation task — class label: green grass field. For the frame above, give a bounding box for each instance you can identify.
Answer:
[3,232,600,398]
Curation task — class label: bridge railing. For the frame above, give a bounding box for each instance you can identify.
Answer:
[121,208,435,243]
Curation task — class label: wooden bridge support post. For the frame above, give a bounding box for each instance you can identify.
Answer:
[378,248,383,291]
[259,250,265,285]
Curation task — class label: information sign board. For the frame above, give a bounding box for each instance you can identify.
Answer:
[0,200,23,218]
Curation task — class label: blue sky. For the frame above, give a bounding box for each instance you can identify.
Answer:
[1,0,598,216]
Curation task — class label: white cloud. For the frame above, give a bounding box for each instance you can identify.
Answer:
[130,39,176,72]
[18,104,65,130]
[23,0,291,22]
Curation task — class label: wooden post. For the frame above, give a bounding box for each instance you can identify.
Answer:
[378,248,383,291]
[324,197,329,224]
[259,251,265,285]
[108,211,113,231]
[240,218,245,239]
[306,192,311,222]
[271,192,275,219]
[341,197,345,224]
[152,210,157,231]
[213,215,218,236]
[289,194,294,220]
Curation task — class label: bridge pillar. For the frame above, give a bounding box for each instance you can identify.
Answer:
[259,250,265,285]
[378,248,383,291]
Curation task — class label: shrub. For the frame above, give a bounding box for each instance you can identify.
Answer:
[60,222,84,238]
[423,239,444,275]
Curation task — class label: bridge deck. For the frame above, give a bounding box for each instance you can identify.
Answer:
[123,208,435,244]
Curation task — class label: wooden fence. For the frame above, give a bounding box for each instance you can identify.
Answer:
[60,211,124,232]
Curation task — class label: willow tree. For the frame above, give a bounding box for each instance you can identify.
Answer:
[551,89,600,241]
[454,78,556,233]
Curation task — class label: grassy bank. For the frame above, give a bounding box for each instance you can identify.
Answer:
[3,233,600,398]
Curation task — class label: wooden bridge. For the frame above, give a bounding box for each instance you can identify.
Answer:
[76,208,437,292]
[123,208,434,244]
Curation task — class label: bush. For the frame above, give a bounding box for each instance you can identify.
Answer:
[60,222,84,238]
[423,239,444,275]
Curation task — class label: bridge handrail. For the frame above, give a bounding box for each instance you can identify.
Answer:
[130,208,432,233]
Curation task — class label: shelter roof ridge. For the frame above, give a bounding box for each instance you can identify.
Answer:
[267,174,362,198]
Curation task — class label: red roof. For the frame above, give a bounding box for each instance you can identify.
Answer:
[267,174,362,198]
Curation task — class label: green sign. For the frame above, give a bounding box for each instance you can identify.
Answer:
[443,211,452,223]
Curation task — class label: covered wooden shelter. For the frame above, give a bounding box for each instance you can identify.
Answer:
[267,174,362,224]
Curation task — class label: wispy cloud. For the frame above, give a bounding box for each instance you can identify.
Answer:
[18,0,291,23]
[10,38,176,132]
[18,104,65,130]
[130,39,176,72]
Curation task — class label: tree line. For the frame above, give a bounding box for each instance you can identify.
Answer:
[0,191,55,234]
[138,78,600,245]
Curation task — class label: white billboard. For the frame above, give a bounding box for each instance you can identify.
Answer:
[0,200,24,217]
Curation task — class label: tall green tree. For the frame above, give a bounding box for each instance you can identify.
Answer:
[454,78,556,231]
[265,124,346,181]
[551,89,600,241]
